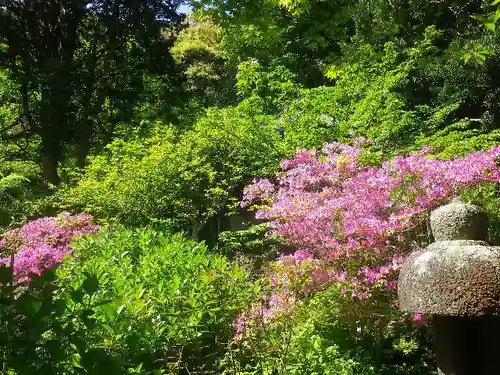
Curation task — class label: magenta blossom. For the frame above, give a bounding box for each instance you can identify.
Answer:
[0,213,99,282]
[234,142,500,342]
[241,178,276,207]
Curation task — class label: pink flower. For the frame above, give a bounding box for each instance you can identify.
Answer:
[233,143,500,341]
[241,178,275,207]
[0,213,99,282]
[232,289,297,343]
[412,312,424,326]
[353,136,375,147]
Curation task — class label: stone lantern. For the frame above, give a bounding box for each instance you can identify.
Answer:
[398,198,500,375]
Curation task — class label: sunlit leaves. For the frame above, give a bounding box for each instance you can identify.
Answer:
[471,0,500,32]
[55,226,254,372]
[461,42,495,65]
[236,59,263,96]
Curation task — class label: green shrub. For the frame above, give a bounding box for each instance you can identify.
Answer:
[264,29,499,160]
[216,223,284,276]
[0,265,120,375]
[0,70,54,231]
[63,109,284,240]
[55,225,256,374]
[0,267,70,374]
[0,161,55,231]
[224,286,436,375]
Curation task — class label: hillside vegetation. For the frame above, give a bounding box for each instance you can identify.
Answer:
[0,0,499,374]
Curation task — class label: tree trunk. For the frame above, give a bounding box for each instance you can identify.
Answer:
[41,138,61,185]
[39,87,63,185]
[41,154,60,185]
[77,39,98,169]
[77,125,90,169]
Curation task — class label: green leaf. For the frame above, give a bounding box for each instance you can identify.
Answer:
[475,53,487,64]
[0,265,13,284]
[471,14,488,23]
[116,304,126,316]
[94,299,113,307]
[82,274,99,295]
[18,294,43,316]
[71,289,84,303]
[100,303,118,320]
[485,22,496,32]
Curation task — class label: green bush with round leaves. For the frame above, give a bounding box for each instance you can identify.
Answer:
[55,225,257,374]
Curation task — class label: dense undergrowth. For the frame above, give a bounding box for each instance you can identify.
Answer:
[0,0,500,374]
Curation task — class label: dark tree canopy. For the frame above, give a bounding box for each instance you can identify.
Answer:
[0,0,183,183]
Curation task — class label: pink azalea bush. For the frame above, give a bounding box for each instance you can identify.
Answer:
[0,213,99,282]
[235,142,500,341]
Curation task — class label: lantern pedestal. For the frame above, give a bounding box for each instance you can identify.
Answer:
[398,199,500,375]
[433,316,500,375]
